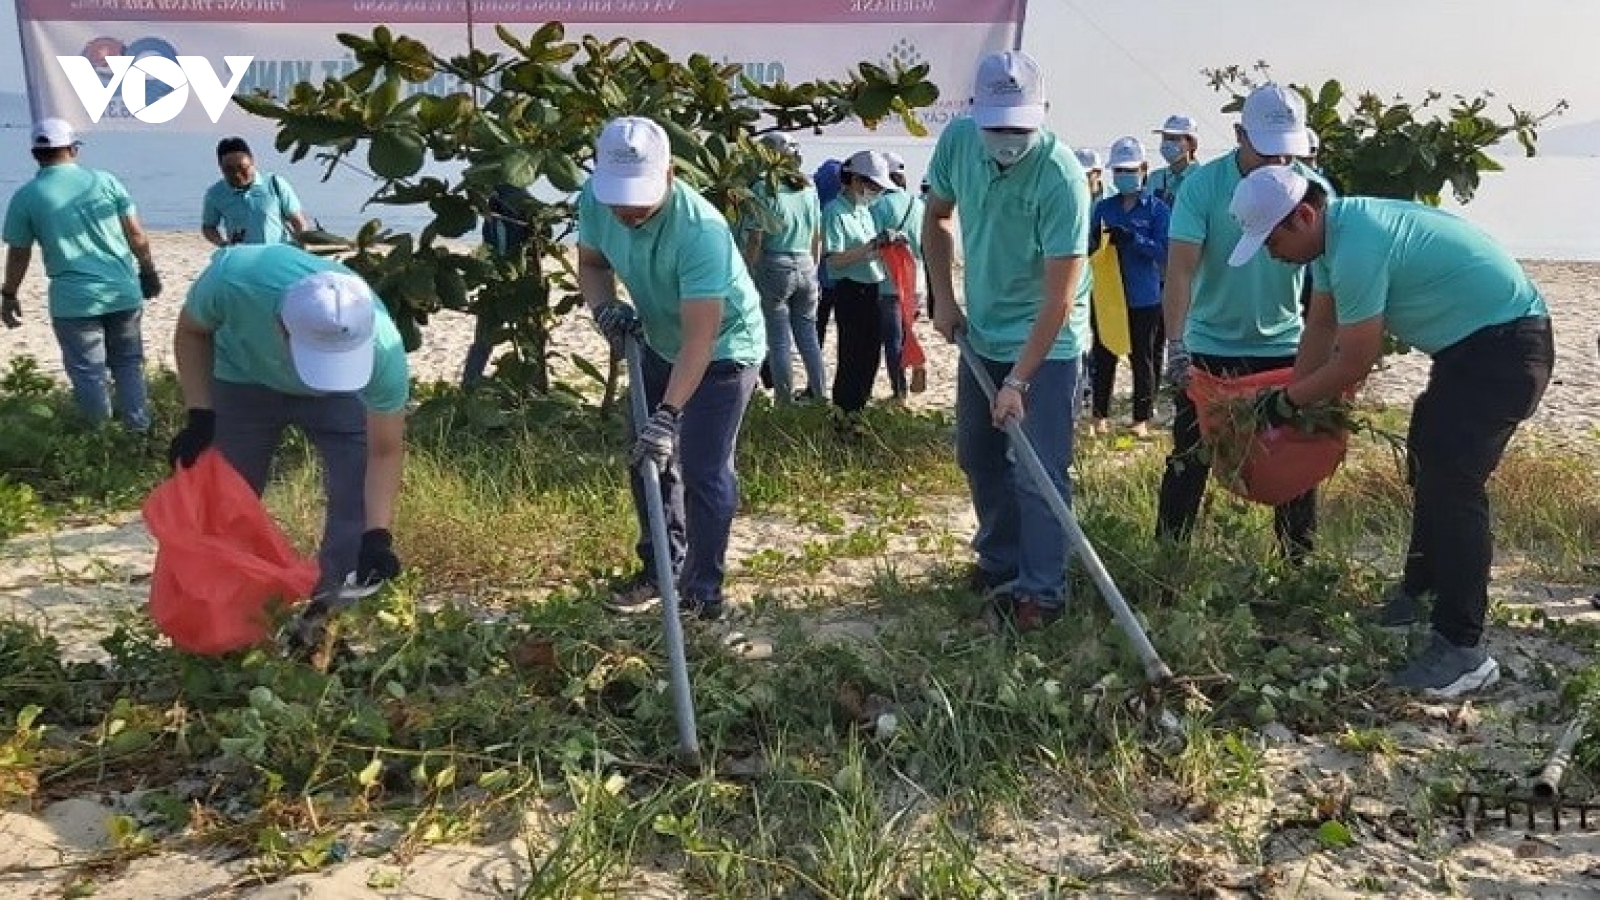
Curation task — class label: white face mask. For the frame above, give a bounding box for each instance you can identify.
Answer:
[981,130,1040,166]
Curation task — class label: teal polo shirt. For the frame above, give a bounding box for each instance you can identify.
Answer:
[871,190,926,297]
[1146,163,1194,207]
[821,194,885,285]
[184,245,410,412]
[1168,151,1315,357]
[749,182,820,255]
[1,163,141,319]
[1310,198,1547,355]
[577,179,765,366]
[926,117,1092,362]
[201,173,303,245]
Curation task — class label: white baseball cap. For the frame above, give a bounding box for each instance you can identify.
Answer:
[1227,165,1309,267]
[1107,136,1146,170]
[842,150,896,191]
[1074,147,1103,172]
[883,151,906,174]
[970,50,1047,130]
[281,271,378,392]
[592,116,671,207]
[1241,83,1310,158]
[1154,114,1198,137]
[1305,128,1321,154]
[32,118,81,150]
[758,131,799,156]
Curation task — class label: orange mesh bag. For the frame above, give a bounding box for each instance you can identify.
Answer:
[1186,368,1350,507]
[881,243,926,369]
[141,450,318,655]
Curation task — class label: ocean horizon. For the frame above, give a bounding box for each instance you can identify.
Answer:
[2,101,1597,260]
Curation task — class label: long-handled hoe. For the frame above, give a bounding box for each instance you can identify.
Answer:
[956,335,1185,738]
[624,334,702,768]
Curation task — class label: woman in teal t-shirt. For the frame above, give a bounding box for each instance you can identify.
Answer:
[744,133,828,403]
[820,149,899,417]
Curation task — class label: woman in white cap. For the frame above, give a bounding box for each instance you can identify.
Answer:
[871,150,928,398]
[821,149,902,420]
[1148,114,1199,207]
[744,132,828,403]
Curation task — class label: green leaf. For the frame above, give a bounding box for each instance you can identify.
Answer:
[1315,820,1355,849]
[368,130,426,179]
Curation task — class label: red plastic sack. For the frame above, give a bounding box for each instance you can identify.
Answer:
[141,450,318,655]
[1186,368,1349,506]
[881,243,926,369]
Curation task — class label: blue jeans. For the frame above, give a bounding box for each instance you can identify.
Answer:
[877,291,907,397]
[956,354,1079,605]
[628,346,758,603]
[753,252,827,400]
[51,308,149,429]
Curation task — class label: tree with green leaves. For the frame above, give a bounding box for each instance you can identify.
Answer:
[1204,63,1567,204]
[236,23,939,396]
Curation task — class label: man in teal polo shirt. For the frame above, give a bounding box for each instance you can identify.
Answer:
[924,49,1093,632]
[1157,83,1320,562]
[2,118,162,430]
[578,116,765,622]
[169,244,409,653]
[201,137,308,247]
[1228,165,1553,697]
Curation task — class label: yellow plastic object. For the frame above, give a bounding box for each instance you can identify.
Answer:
[1089,236,1131,357]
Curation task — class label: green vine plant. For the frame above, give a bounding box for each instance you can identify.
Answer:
[235,22,940,397]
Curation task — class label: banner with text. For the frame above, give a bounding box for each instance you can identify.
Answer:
[15,0,1025,135]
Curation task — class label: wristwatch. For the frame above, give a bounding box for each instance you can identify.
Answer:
[1002,374,1031,394]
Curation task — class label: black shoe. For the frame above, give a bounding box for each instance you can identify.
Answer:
[604,572,662,615]
[680,594,727,622]
[1011,594,1065,632]
[963,563,1018,597]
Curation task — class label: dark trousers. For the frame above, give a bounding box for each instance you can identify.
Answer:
[1090,305,1165,422]
[211,380,368,601]
[1404,316,1553,647]
[628,346,759,603]
[829,279,884,413]
[878,291,907,397]
[1155,353,1317,560]
[816,283,837,349]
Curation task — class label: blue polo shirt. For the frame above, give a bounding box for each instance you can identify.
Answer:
[184,245,410,412]
[201,173,303,245]
[927,117,1093,362]
[1310,198,1547,355]
[577,179,765,366]
[1,163,141,319]
[1169,151,1321,357]
[1090,193,1170,309]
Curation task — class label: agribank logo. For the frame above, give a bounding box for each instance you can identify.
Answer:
[57,37,251,124]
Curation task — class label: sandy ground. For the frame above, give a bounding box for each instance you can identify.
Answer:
[1,233,1599,898]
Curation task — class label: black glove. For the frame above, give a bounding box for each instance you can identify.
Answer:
[1255,387,1298,429]
[0,291,19,329]
[593,300,640,341]
[166,408,216,469]
[630,404,680,469]
[1107,226,1134,248]
[138,266,162,299]
[356,528,401,586]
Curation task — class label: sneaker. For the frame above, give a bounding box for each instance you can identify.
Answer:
[1011,595,1064,632]
[962,563,1018,597]
[1389,632,1500,698]
[679,594,726,622]
[604,572,662,615]
[1375,586,1428,631]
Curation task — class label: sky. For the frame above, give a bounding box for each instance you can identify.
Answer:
[4,0,1597,141]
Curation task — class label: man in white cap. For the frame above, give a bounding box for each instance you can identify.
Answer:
[1074,147,1107,205]
[1148,114,1200,207]
[924,49,1093,632]
[170,243,409,653]
[1228,165,1552,696]
[1,118,162,429]
[1156,83,1323,564]
[579,116,766,621]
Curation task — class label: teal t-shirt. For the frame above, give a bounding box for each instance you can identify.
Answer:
[926,117,1093,362]
[1310,198,1547,355]
[870,189,925,297]
[1146,163,1195,208]
[749,181,820,255]
[1,163,141,319]
[1168,151,1309,357]
[577,179,765,366]
[184,245,410,412]
[201,173,303,245]
[821,194,886,285]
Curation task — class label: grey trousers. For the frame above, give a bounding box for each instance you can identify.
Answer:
[212,380,367,601]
